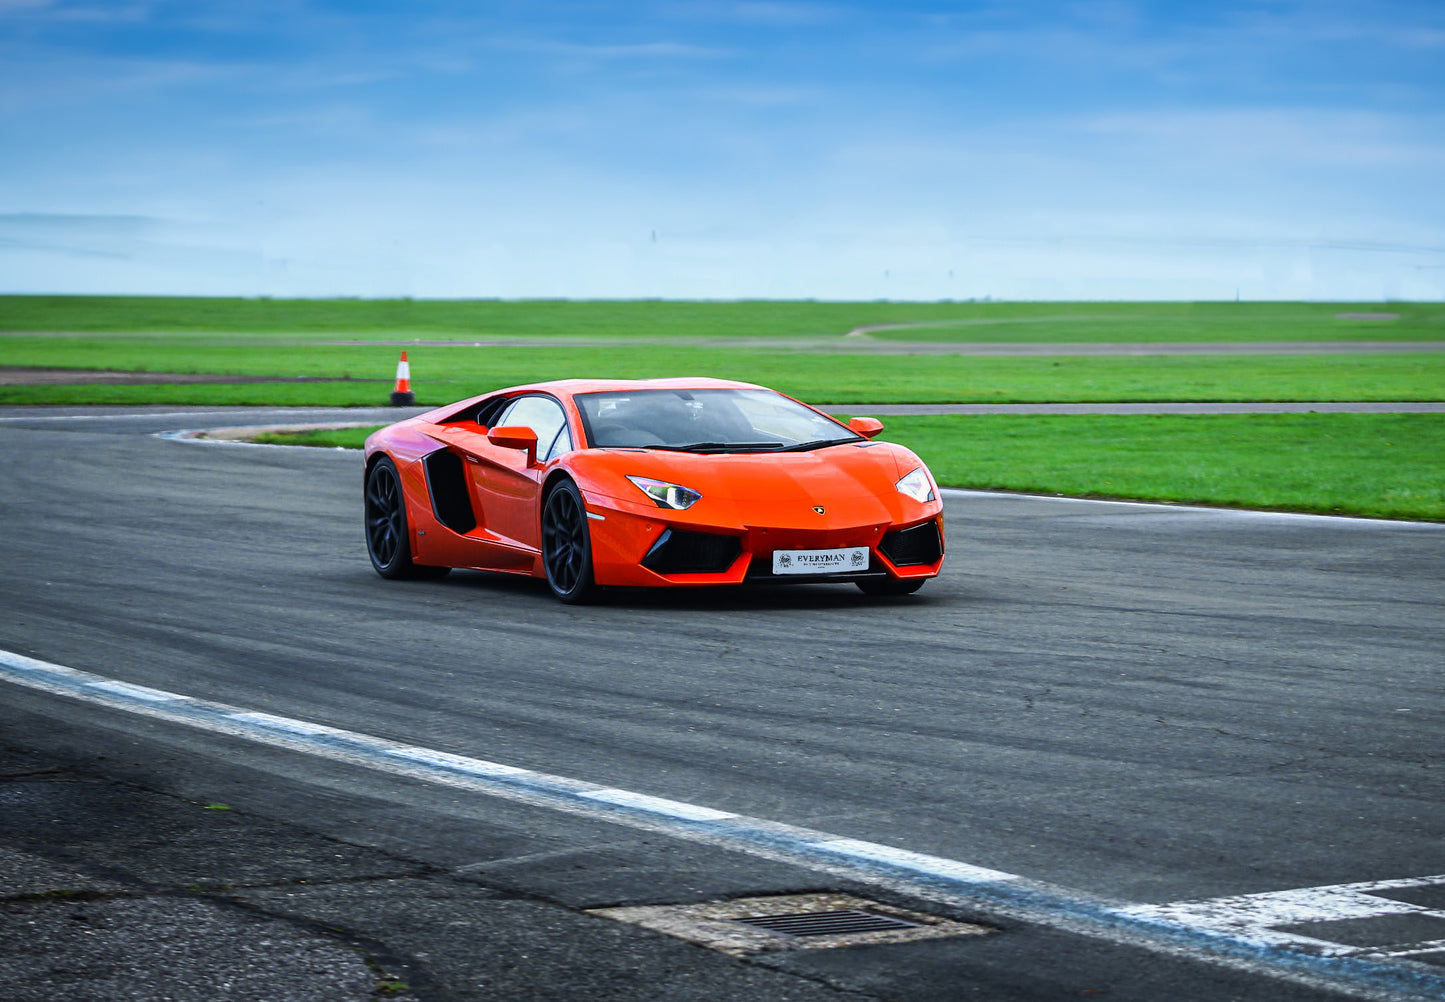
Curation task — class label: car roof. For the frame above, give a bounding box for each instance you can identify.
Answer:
[511,377,768,396]
[415,377,776,424]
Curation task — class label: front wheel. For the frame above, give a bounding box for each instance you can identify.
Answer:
[542,479,597,603]
[856,576,925,596]
[365,457,449,580]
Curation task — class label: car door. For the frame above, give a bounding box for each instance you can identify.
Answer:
[468,394,572,552]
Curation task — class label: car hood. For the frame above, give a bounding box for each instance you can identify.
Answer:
[577,442,915,503]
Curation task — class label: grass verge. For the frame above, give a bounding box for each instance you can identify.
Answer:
[254,414,1445,522]
[250,428,372,448]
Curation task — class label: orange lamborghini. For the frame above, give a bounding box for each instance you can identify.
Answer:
[363,378,945,602]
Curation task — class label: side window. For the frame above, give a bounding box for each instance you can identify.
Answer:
[497,395,571,462]
[544,424,572,462]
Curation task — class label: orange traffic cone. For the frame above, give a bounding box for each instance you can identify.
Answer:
[389,351,415,406]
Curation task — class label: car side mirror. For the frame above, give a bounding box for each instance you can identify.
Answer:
[487,425,539,466]
[848,416,884,439]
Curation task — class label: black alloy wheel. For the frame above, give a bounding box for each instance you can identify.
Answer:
[365,456,448,580]
[542,479,597,603]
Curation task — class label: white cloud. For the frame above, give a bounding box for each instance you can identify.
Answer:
[666,1,845,27]
[489,36,733,61]
[0,0,152,22]
[1076,108,1445,169]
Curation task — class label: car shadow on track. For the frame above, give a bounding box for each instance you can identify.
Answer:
[434,570,946,613]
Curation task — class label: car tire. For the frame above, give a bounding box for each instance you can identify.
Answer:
[856,577,925,596]
[542,478,597,604]
[365,456,449,580]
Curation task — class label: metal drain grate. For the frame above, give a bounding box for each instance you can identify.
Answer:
[588,892,995,955]
[734,909,921,937]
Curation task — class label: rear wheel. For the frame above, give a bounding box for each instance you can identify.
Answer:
[542,479,597,603]
[365,457,449,580]
[856,577,924,596]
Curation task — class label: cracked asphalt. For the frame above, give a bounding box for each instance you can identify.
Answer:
[1,743,863,1002]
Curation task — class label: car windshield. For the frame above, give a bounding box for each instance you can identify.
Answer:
[576,388,862,452]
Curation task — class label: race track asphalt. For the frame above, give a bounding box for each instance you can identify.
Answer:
[0,406,1442,1001]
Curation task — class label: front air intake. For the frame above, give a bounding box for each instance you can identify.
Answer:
[879,520,942,566]
[642,529,741,575]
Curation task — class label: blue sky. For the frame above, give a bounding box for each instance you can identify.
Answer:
[1,0,1442,300]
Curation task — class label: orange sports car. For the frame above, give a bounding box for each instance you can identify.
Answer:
[363,378,945,602]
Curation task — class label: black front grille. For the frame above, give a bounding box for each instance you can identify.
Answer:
[642,529,741,575]
[879,521,942,567]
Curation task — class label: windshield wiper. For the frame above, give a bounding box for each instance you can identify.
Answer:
[645,441,787,453]
[779,437,858,452]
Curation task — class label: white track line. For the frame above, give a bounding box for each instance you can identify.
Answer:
[1121,880,1445,958]
[3,649,1444,1001]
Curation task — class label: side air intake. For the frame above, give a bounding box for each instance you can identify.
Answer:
[423,450,477,534]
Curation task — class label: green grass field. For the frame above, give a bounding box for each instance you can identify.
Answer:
[2,294,1443,341]
[876,413,1445,522]
[10,295,1005,337]
[3,297,1441,407]
[1,348,1441,406]
[5,295,1443,520]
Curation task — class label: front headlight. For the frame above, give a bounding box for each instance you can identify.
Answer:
[896,467,935,503]
[627,475,703,510]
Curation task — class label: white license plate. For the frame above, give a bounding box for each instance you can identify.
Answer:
[772,546,869,575]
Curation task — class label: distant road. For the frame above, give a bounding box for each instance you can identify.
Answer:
[1,402,1443,425]
[848,339,1445,355]
[320,338,1445,355]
